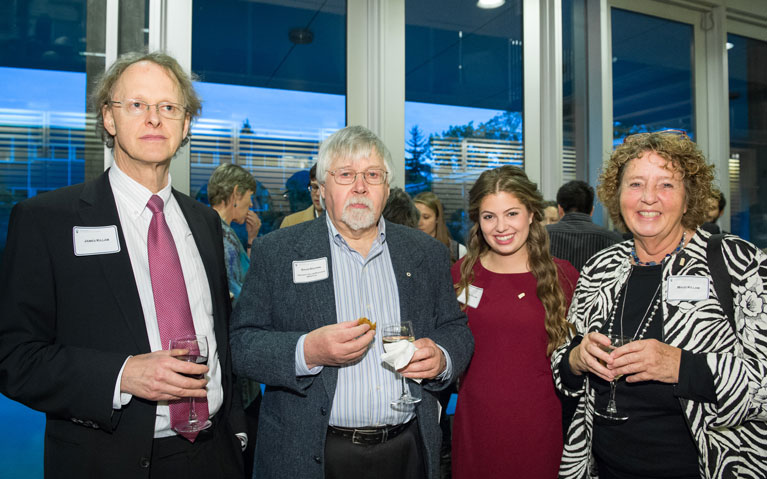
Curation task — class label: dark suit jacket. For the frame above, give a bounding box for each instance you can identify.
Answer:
[230,216,474,479]
[0,170,245,478]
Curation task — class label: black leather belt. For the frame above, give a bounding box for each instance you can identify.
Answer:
[327,419,413,446]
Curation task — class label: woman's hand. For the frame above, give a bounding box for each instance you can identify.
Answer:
[609,339,681,384]
[246,210,261,244]
[568,332,616,382]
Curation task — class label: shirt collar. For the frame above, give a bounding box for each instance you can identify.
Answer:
[109,163,174,216]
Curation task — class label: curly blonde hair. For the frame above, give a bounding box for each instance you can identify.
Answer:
[455,165,574,356]
[597,132,716,232]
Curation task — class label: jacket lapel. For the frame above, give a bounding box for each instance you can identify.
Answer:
[384,221,425,329]
[77,171,150,352]
[173,191,230,364]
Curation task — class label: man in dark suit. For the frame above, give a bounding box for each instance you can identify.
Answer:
[0,52,245,478]
[546,180,623,271]
[231,125,473,478]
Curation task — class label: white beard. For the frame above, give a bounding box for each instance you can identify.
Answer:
[341,196,376,231]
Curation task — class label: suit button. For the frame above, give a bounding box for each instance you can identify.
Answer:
[139,457,150,468]
[313,455,322,464]
[320,407,327,416]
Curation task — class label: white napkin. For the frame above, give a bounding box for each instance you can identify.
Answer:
[381,340,422,383]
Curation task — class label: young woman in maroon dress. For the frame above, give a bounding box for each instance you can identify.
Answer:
[451,166,579,478]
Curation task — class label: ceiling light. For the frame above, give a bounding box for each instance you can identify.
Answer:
[726,42,734,50]
[477,0,505,9]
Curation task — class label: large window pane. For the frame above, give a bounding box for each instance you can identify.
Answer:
[405,0,523,243]
[191,0,346,235]
[728,34,767,248]
[0,1,149,474]
[562,0,584,182]
[611,8,694,143]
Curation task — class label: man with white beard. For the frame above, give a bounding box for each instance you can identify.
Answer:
[230,125,473,479]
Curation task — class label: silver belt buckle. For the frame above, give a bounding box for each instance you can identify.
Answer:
[351,428,387,445]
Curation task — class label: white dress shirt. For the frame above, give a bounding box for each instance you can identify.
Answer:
[109,163,223,438]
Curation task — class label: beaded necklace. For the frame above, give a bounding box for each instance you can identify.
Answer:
[630,231,686,267]
[607,268,663,341]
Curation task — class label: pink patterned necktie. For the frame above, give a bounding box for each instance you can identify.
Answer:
[146,194,209,442]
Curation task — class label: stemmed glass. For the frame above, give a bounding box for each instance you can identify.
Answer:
[594,334,631,422]
[169,334,212,433]
[382,322,421,406]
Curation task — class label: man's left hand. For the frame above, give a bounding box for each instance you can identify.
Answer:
[398,338,446,380]
[609,339,681,384]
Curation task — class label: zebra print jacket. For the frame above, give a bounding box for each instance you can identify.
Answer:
[551,228,767,479]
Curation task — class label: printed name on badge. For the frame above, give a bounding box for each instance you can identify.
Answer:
[666,275,709,302]
[456,285,483,309]
[73,226,121,256]
[293,257,329,284]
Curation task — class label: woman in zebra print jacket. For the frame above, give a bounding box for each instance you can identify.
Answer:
[552,131,767,478]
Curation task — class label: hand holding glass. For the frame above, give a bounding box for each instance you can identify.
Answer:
[169,334,212,433]
[594,334,630,422]
[381,322,421,405]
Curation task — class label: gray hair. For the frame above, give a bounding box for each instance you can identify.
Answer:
[90,51,202,148]
[316,125,395,186]
[207,163,258,206]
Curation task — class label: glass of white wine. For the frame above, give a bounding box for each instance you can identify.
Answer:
[594,334,631,422]
[381,321,421,405]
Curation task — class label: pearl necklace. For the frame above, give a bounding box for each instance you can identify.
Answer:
[607,267,663,342]
[631,231,686,267]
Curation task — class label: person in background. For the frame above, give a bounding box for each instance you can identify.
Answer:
[553,130,767,478]
[207,162,262,478]
[230,125,473,479]
[414,191,466,263]
[280,163,324,228]
[208,163,261,301]
[701,190,727,234]
[451,165,579,479]
[542,200,559,225]
[0,51,245,478]
[382,187,420,228]
[546,180,622,271]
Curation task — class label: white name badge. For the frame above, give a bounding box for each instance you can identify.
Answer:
[73,226,121,256]
[456,285,483,309]
[667,275,710,301]
[292,257,329,284]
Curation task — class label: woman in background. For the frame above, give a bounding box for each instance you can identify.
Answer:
[414,191,466,263]
[208,163,261,301]
[451,165,578,478]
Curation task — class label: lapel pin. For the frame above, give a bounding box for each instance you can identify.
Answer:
[406,272,412,277]
[518,292,525,299]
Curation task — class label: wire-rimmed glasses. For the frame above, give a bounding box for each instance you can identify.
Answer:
[329,168,388,185]
[109,99,187,120]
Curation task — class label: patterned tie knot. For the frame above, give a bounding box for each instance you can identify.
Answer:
[147,195,164,215]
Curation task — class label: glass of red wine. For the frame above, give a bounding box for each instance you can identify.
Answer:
[169,334,212,433]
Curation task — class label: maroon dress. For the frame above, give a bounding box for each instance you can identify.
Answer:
[451,258,579,479]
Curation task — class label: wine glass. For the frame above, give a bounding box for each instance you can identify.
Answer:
[594,334,631,422]
[381,322,421,406]
[169,334,212,433]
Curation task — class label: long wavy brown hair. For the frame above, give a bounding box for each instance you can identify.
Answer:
[455,166,574,356]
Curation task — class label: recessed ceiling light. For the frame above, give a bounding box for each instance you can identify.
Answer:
[726,42,734,50]
[477,0,505,9]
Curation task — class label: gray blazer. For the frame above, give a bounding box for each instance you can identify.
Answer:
[231,216,474,478]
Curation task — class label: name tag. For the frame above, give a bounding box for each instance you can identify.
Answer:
[457,285,483,309]
[667,275,709,301]
[292,258,329,283]
[73,226,121,256]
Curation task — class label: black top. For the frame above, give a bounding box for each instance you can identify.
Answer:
[561,264,717,478]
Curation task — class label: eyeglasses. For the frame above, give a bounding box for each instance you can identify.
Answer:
[622,129,689,143]
[307,184,320,192]
[109,99,187,120]
[329,168,388,185]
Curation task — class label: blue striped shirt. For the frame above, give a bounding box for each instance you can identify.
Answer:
[296,216,416,427]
